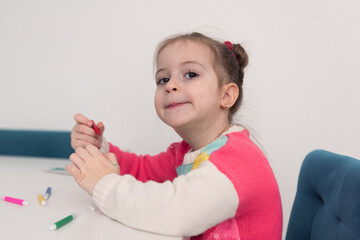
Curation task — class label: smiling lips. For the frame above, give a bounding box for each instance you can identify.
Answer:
[166,102,189,109]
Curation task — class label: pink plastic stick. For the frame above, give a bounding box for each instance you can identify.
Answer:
[3,196,28,206]
[91,120,101,135]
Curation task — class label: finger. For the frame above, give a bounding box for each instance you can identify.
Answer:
[71,130,102,149]
[78,139,102,149]
[65,164,81,180]
[74,113,92,127]
[103,153,120,174]
[85,146,116,169]
[85,144,105,159]
[73,123,98,137]
[72,131,100,146]
[75,147,94,163]
[104,153,118,164]
[69,153,85,169]
[72,139,101,150]
[97,121,105,135]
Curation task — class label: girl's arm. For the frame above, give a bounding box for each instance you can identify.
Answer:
[108,141,190,183]
[92,161,239,237]
[91,132,281,237]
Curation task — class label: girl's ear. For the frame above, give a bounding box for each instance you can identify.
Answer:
[221,83,239,109]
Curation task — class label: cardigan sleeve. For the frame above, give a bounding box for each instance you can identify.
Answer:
[92,161,239,237]
[108,141,190,183]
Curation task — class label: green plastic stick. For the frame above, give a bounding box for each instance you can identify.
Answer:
[49,213,78,231]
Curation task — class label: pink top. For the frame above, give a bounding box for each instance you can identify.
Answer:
[105,129,282,239]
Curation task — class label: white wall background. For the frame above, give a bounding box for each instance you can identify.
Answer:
[1,0,359,238]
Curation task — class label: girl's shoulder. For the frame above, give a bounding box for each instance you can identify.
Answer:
[209,127,268,165]
[225,128,262,153]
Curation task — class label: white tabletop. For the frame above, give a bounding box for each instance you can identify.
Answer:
[0,155,182,240]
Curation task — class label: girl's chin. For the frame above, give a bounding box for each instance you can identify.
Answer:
[162,118,190,129]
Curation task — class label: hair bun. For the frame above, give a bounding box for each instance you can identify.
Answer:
[232,43,249,71]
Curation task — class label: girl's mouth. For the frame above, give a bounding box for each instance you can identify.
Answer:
[166,102,188,109]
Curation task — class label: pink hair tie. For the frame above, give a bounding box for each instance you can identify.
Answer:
[224,41,236,58]
[224,41,233,51]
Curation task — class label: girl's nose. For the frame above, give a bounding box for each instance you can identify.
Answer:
[165,78,180,93]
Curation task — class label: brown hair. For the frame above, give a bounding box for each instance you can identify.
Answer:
[154,32,248,121]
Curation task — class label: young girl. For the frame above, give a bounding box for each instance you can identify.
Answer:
[67,32,283,240]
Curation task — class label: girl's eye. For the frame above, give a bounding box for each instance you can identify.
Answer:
[157,78,170,85]
[184,72,198,79]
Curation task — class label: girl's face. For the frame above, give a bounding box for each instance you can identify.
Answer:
[154,40,225,132]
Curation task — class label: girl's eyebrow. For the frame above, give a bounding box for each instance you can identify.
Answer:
[156,60,205,76]
[182,60,205,68]
[155,68,166,76]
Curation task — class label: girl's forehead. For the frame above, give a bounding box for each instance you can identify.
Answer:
[157,40,214,65]
[163,40,210,54]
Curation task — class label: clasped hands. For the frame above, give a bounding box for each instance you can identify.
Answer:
[66,145,120,196]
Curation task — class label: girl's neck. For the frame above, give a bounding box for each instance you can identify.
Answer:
[175,118,231,151]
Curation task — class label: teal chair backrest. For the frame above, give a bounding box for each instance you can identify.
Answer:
[0,129,73,159]
[286,150,360,240]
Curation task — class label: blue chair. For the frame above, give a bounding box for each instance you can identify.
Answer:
[286,150,360,240]
[0,129,73,159]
